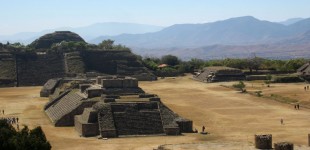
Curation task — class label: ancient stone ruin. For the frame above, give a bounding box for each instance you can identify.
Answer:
[193,66,245,82]
[42,76,193,138]
[0,51,16,87]
[297,62,310,81]
[274,142,294,150]
[29,31,85,49]
[0,31,156,87]
[254,134,272,149]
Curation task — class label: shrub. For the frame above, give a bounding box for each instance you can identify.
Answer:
[232,81,246,92]
[0,119,51,150]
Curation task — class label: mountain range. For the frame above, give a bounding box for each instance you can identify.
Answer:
[0,23,163,44]
[1,16,310,60]
[90,16,310,59]
[91,16,310,47]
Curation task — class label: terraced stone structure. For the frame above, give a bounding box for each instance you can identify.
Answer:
[29,31,85,49]
[42,76,192,138]
[0,51,16,87]
[194,66,245,82]
[75,95,192,138]
[297,62,310,81]
[0,31,156,87]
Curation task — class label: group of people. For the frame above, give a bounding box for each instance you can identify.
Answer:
[193,125,207,134]
[1,116,19,124]
[294,104,300,110]
[0,109,20,130]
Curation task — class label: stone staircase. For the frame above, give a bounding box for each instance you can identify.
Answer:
[64,52,85,75]
[45,91,84,126]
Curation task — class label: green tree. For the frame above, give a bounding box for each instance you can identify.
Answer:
[223,58,248,69]
[0,119,51,150]
[161,55,180,66]
[247,56,263,72]
[143,59,159,71]
[177,62,194,73]
[189,58,205,70]
[283,58,307,72]
[98,39,114,49]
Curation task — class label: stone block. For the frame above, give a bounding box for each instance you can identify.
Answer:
[274,142,293,150]
[80,84,91,93]
[255,134,272,149]
[176,119,193,133]
[122,78,138,88]
[96,76,114,85]
[86,88,103,98]
[74,115,99,137]
[164,127,180,135]
[101,130,118,138]
[101,79,123,88]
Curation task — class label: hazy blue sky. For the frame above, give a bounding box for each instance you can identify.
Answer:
[1,0,310,35]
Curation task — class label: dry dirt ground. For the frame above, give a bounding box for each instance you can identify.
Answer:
[1,75,310,149]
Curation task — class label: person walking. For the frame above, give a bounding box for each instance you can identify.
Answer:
[280,118,284,125]
[297,104,300,110]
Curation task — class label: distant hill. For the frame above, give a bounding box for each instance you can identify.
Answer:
[279,18,304,25]
[91,16,310,48]
[90,16,310,59]
[0,23,164,44]
[2,16,310,60]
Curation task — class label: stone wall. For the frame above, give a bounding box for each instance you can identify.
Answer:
[74,115,99,137]
[176,119,193,133]
[86,88,103,98]
[74,108,99,137]
[0,52,16,78]
[0,49,156,87]
[0,52,16,86]
[64,52,85,76]
[194,66,245,82]
[101,78,124,88]
[16,53,65,86]
[113,108,164,135]
[94,103,118,138]
[159,103,193,134]
[81,50,156,81]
